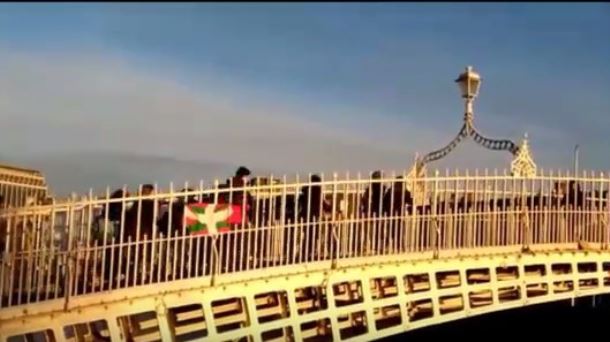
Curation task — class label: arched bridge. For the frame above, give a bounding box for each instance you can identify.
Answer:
[1,169,610,341]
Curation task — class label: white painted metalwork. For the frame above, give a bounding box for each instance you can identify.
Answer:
[511,134,537,178]
[415,66,537,178]
[0,164,49,209]
[0,169,608,341]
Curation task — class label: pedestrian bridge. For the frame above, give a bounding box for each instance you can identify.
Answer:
[1,169,610,342]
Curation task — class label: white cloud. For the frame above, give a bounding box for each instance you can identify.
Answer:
[0,48,578,193]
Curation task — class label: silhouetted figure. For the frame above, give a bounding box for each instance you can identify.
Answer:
[298,175,330,222]
[218,166,252,223]
[564,180,585,209]
[97,189,130,286]
[157,188,198,237]
[122,184,157,285]
[382,176,413,216]
[297,175,331,261]
[125,184,157,240]
[361,171,386,217]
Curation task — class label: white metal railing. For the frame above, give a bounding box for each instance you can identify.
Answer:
[0,169,609,309]
[0,163,49,209]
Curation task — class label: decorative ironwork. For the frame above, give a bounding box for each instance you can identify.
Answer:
[418,114,521,167]
[511,133,537,177]
[411,66,537,179]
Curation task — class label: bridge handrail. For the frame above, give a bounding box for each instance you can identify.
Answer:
[2,169,608,215]
[0,170,609,310]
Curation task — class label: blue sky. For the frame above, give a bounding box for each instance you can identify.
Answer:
[1,3,610,191]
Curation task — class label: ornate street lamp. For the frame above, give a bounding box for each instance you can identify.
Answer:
[407,66,537,202]
[455,66,481,123]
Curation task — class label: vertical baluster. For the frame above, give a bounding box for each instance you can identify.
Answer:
[547,169,554,244]
[443,170,450,251]
[165,182,174,282]
[399,170,407,254]
[251,177,259,268]
[431,170,439,257]
[31,213,41,303]
[461,169,467,249]
[227,179,236,273]
[133,184,142,287]
[291,174,300,266]
[385,171,393,254]
[16,213,27,305]
[157,232,164,282]
[329,173,337,261]
[303,174,310,262]
[597,172,605,245]
[65,202,76,304]
[483,168,490,247]
[583,171,589,244]
[30,213,42,303]
[279,175,287,266]
[44,204,56,300]
[91,239,99,293]
[180,182,190,280]
[239,177,248,271]
[83,191,93,293]
[588,172,594,244]
[141,234,148,286]
[266,175,273,267]
[7,215,17,305]
[353,172,361,256]
[125,235,132,287]
[476,169,482,248]
[100,188,110,291]
[116,185,127,289]
[0,215,7,306]
[210,180,219,276]
[605,173,610,249]
[534,172,540,245]
[192,185,201,278]
[53,213,62,300]
[148,183,159,284]
[223,178,232,274]
[25,211,36,303]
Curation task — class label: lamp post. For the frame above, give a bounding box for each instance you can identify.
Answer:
[455,66,482,129]
[410,65,536,177]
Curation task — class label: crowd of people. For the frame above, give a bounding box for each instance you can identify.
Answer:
[1,165,608,302]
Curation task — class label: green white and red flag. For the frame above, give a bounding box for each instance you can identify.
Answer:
[184,203,243,235]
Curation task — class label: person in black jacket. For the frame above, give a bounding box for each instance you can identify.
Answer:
[382,176,413,216]
[361,171,386,218]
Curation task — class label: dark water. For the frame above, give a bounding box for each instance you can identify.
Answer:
[381,295,610,341]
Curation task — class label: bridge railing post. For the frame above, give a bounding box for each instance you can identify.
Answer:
[63,201,76,311]
[600,173,610,249]
[432,170,440,259]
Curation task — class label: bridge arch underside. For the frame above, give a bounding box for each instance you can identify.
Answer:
[3,250,610,342]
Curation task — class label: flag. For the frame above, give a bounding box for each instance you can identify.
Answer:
[184,202,243,235]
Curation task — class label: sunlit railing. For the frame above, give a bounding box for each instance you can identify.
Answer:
[0,164,49,209]
[0,169,609,309]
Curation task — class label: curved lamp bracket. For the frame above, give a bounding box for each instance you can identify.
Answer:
[412,116,537,178]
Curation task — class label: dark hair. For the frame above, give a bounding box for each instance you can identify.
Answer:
[179,188,198,204]
[142,184,155,192]
[110,189,127,199]
[236,166,251,177]
[310,174,322,183]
